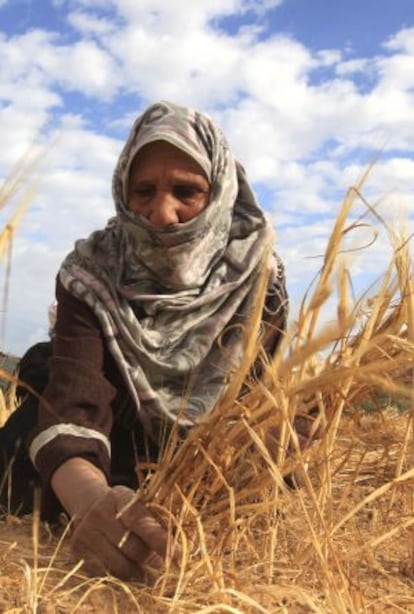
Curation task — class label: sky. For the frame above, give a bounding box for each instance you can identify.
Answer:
[0,0,413,355]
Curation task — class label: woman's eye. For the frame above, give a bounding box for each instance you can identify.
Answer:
[173,185,204,203]
[134,187,155,199]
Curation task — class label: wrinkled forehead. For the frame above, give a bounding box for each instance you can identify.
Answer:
[128,103,212,181]
[128,140,210,182]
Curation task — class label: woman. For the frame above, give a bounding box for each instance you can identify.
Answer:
[0,101,288,579]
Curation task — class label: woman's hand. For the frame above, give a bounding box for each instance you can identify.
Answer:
[70,485,168,580]
[51,458,170,580]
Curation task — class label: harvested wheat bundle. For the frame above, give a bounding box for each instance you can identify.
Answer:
[142,174,412,498]
[111,173,414,610]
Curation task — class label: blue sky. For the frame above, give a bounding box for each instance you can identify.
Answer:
[0,0,413,354]
[269,0,413,52]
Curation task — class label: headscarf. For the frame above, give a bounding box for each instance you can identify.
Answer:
[59,101,285,438]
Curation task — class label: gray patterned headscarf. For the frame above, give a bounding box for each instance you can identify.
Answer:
[59,101,283,437]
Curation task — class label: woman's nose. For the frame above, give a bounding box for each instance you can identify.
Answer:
[147,191,179,226]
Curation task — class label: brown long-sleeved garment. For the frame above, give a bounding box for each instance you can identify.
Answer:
[28,272,288,493]
[28,279,144,487]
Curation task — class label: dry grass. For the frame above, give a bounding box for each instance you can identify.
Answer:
[0,167,413,612]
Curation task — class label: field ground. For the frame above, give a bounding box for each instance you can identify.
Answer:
[1,408,414,613]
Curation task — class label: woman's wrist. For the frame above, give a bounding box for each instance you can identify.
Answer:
[51,457,110,518]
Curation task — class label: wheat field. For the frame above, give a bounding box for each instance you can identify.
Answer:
[0,160,413,612]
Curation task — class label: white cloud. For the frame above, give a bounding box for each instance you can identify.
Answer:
[0,29,119,102]
[67,10,117,35]
[383,27,414,53]
[54,41,120,98]
[103,0,284,24]
[0,1,413,353]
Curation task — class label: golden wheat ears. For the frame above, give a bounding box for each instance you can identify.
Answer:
[107,167,414,610]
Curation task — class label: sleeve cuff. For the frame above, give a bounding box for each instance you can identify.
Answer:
[29,424,111,486]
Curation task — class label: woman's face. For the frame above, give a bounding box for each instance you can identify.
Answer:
[127,140,210,226]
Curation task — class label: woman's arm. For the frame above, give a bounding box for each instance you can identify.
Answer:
[28,278,116,486]
[28,279,170,579]
[51,457,109,517]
